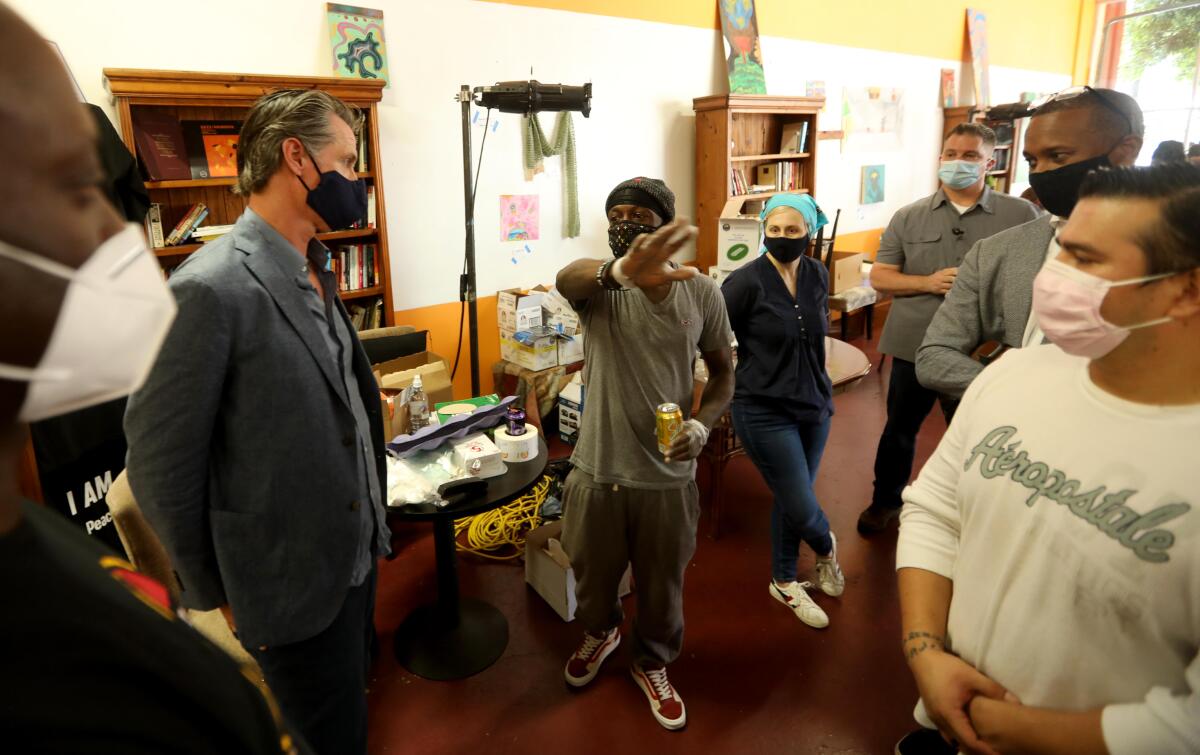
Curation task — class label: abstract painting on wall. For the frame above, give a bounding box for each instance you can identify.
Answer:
[861,165,885,205]
[965,8,991,106]
[327,4,389,85]
[842,87,904,151]
[718,0,767,94]
[500,195,540,242]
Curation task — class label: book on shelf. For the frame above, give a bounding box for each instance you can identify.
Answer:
[191,224,235,243]
[165,203,208,246]
[144,203,165,247]
[181,120,242,179]
[779,122,809,154]
[329,243,379,292]
[366,186,376,228]
[346,299,383,331]
[357,136,368,173]
[131,110,190,181]
[756,164,778,189]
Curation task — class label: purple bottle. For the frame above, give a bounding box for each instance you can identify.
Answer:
[505,405,527,436]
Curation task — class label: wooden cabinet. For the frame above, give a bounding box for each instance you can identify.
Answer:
[104,68,394,326]
[693,94,824,270]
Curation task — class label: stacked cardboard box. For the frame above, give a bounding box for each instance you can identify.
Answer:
[497,285,585,371]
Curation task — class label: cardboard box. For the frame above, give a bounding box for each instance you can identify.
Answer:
[556,332,584,366]
[558,373,584,444]
[525,520,631,622]
[708,265,732,286]
[500,331,559,372]
[716,198,760,272]
[497,285,550,333]
[829,252,867,294]
[373,352,453,442]
[451,432,506,479]
[542,288,580,335]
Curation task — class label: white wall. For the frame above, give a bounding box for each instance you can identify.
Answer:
[12,0,1067,311]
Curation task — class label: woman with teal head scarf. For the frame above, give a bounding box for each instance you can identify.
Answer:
[720,191,843,630]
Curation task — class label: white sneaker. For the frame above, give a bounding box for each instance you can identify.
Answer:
[816,532,845,597]
[769,580,829,629]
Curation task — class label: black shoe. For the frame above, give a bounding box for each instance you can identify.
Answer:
[857,503,900,534]
[895,728,957,755]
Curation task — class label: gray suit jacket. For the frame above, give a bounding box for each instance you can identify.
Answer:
[915,213,1054,399]
[124,212,388,648]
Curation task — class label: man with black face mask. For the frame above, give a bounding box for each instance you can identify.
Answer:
[554,177,735,731]
[916,87,1143,404]
[124,89,387,755]
[857,124,1039,534]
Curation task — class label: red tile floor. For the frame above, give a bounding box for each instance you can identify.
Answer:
[369,335,949,754]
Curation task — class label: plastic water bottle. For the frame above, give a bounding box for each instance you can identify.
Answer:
[408,374,430,432]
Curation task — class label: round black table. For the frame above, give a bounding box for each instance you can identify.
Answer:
[386,436,547,681]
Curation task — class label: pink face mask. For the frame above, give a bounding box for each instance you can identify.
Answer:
[1032,257,1174,359]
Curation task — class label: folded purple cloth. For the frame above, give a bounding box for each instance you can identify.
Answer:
[386,395,517,459]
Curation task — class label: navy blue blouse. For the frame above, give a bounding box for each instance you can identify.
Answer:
[721,254,834,422]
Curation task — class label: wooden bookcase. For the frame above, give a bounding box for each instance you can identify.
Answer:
[942,105,1021,195]
[693,94,824,270]
[104,68,394,327]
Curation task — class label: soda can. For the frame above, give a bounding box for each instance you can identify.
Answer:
[656,402,683,455]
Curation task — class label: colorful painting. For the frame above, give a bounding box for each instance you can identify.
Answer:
[966,8,990,106]
[940,69,957,108]
[327,4,389,85]
[861,165,885,205]
[201,132,239,178]
[718,0,767,95]
[500,195,540,242]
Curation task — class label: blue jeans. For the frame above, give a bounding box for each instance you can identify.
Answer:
[731,402,833,582]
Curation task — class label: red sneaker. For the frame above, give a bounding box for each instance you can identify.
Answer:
[630,663,687,730]
[564,628,620,687]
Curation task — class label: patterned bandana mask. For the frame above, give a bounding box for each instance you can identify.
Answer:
[608,221,658,258]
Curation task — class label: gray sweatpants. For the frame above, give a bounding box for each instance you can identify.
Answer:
[560,468,701,668]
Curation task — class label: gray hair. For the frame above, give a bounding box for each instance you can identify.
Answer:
[234,89,362,196]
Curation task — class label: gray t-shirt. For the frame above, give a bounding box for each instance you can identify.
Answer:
[570,273,733,490]
[877,187,1039,362]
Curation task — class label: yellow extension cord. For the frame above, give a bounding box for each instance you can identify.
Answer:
[453,475,552,561]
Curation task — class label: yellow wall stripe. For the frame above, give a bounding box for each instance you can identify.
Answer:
[480,0,1086,76]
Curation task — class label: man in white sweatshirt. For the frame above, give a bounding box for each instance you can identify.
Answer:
[896,163,1200,755]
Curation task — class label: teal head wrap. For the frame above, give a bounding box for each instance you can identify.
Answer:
[759,193,828,236]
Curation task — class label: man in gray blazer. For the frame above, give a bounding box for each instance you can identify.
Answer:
[125,89,388,755]
[916,87,1144,401]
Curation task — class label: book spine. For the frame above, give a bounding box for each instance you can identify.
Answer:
[166,203,201,246]
[367,186,376,228]
[183,206,209,242]
[146,203,165,248]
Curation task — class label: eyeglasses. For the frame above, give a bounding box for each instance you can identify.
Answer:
[1030,86,1134,137]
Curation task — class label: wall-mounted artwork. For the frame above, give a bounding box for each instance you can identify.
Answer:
[940,69,957,108]
[965,8,990,106]
[861,165,885,205]
[842,87,904,151]
[327,4,389,85]
[718,0,767,94]
[500,195,540,242]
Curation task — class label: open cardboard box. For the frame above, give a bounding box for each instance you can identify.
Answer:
[525,519,631,622]
[373,351,452,442]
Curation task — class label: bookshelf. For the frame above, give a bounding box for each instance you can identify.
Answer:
[104,68,395,328]
[942,105,1021,195]
[693,94,824,270]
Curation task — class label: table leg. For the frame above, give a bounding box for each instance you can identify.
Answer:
[866,303,875,340]
[393,517,510,680]
[840,311,849,341]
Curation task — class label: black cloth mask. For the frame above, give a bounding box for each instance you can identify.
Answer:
[763,234,809,264]
[1027,153,1112,218]
[608,220,658,258]
[297,150,367,230]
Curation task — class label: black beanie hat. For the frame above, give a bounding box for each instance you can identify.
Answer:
[605,177,675,224]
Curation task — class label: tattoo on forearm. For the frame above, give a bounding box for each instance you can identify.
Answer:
[902,631,945,660]
[905,641,942,660]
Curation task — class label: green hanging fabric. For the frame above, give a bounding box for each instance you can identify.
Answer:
[523,112,580,238]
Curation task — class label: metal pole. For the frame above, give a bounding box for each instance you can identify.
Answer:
[459,85,481,397]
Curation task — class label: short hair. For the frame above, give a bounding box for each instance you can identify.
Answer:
[1189,143,1200,158]
[1032,88,1144,141]
[235,89,363,196]
[945,122,997,151]
[1151,140,1186,165]
[1078,164,1200,274]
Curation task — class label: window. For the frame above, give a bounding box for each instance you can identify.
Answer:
[1093,0,1200,163]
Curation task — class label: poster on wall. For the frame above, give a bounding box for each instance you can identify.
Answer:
[327,4,389,85]
[861,165,885,205]
[965,8,990,106]
[500,195,540,242]
[718,0,767,94]
[842,87,904,150]
[940,69,957,108]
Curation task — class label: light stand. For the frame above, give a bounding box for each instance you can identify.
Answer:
[456,80,592,396]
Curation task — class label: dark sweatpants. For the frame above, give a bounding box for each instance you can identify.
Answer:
[561,468,700,668]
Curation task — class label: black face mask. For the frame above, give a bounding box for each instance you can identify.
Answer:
[1027,153,1112,218]
[608,220,658,258]
[763,234,809,264]
[297,151,368,230]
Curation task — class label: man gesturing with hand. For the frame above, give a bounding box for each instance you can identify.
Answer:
[555,177,734,731]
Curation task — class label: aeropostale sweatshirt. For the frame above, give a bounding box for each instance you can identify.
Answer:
[898,344,1199,755]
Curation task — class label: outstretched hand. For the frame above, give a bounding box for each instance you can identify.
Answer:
[618,219,699,291]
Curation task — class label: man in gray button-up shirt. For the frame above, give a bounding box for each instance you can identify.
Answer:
[857,123,1038,534]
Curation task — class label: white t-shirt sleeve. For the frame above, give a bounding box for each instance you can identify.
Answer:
[896,353,1013,577]
[1102,646,1200,755]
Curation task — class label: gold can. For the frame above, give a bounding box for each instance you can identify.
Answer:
[656,402,683,455]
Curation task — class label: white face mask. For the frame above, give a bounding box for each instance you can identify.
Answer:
[0,223,176,421]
